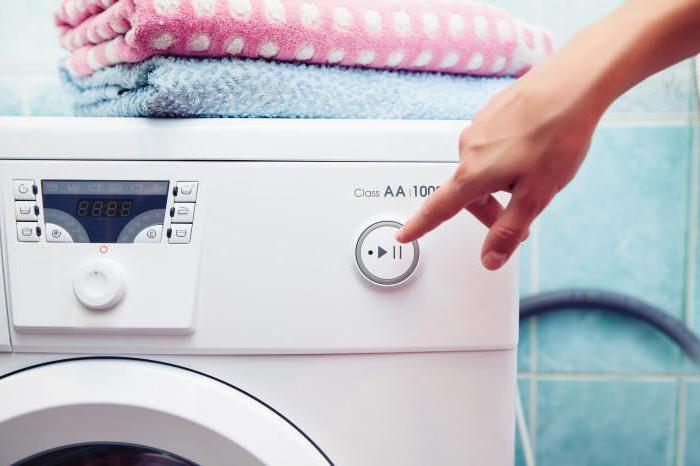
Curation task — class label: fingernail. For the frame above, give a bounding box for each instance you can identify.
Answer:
[483,251,507,270]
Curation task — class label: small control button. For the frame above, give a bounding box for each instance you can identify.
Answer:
[73,259,126,310]
[174,181,198,202]
[356,221,420,286]
[15,201,38,221]
[13,179,36,201]
[171,203,195,223]
[16,222,40,242]
[46,223,73,243]
[134,225,163,243]
[168,224,192,244]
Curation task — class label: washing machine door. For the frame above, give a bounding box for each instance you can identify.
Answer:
[0,358,331,466]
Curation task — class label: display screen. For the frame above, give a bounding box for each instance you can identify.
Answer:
[76,199,134,217]
[42,180,170,243]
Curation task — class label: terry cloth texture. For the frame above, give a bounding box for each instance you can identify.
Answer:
[56,0,552,77]
[61,56,514,118]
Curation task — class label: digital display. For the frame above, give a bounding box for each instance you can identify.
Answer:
[76,199,133,217]
[42,180,169,243]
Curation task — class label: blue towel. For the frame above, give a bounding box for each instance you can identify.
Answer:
[61,57,514,119]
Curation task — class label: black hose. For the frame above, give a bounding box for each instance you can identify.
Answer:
[519,289,700,368]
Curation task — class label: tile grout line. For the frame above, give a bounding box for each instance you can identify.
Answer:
[528,217,541,449]
[686,123,700,331]
[528,0,544,448]
[518,372,700,381]
[18,0,30,116]
[675,381,687,466]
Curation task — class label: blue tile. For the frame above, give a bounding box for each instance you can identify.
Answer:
[0,78,23,116]
[483,0,540,23]
[537,379,677,466]
[685,382,700,465]
[0,1,25,68]
[537,125,692,373]
[23,0,67,75]
[609,60,697,116]
[539,125,690,313]
[26,78,73,116]
[538,0,624,48]
[538,310,681,373]
[518,319,533,372]
[515,377,533,466]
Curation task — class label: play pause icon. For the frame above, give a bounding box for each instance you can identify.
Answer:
[376,245,402,260]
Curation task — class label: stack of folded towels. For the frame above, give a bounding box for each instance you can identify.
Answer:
[56,0,553,118]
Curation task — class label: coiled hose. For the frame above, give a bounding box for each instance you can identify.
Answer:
[515,289,700,466]
[519,288,700,368]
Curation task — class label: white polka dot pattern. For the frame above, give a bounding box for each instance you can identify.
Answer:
[296,44,315,60]
[491,55,506,72]
[333,7,352,32]
[386,49,405,67]
[259,41,279,58]
[413,50,433,67]
[56,0,554,77]
[421,13,439,38]
[153,0,180,15]
[364,10,382,34]
[300,2,320,27]
[327,49,345,63]
[356,50,376,65]
[228,0,252,19]
[226,37,245,54]
[466,52,484,70]
[264,0,285,24]
[152,32,175,49]
[393,11,411,36]
[448,14,465,37]
[192,0,215,16]
[190,33,211,51]
[497,20,512,42]
[438,52,460,68]
[473,15,489,39]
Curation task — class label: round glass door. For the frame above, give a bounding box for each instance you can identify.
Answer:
[0,358,331,466]
[16,443,196,466]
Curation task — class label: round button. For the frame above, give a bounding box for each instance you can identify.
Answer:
[73,259,126,310]
[356,221,420,286]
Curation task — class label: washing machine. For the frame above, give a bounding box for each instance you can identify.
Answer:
[0,117,519,466]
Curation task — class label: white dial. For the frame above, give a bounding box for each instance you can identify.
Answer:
[73,259,126,310]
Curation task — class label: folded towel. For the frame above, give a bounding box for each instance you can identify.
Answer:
[60,56,514,118]
[56,0,552,77]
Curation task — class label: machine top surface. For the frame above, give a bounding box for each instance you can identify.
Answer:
[0,117,467,162]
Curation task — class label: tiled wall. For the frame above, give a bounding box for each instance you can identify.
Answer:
[492,0,700,465]
[1,0,700,465]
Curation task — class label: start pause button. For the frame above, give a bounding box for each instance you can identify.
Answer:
[356,221,420,286]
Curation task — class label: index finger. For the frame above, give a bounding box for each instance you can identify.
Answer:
[396,175,480,243]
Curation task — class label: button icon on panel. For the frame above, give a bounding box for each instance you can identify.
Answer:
[175,181,198,202]
[13,179,36,201]
[46,223,74,243]
[355,221,420,286]
[15,201,38,221]
[134,225,163,243]
[171,203,195,223]
[17,222,40,242]
[168,224,192,244]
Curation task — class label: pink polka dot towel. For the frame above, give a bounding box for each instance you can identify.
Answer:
[56,0,553,77]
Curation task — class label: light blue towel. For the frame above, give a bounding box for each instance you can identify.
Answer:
[61,57,514,119]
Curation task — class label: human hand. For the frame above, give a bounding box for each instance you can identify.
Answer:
[396,70,599,270]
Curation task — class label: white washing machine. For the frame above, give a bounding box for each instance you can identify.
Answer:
[0,117,519,466]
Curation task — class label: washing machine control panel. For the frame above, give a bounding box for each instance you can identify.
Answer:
[12,179,198,244]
